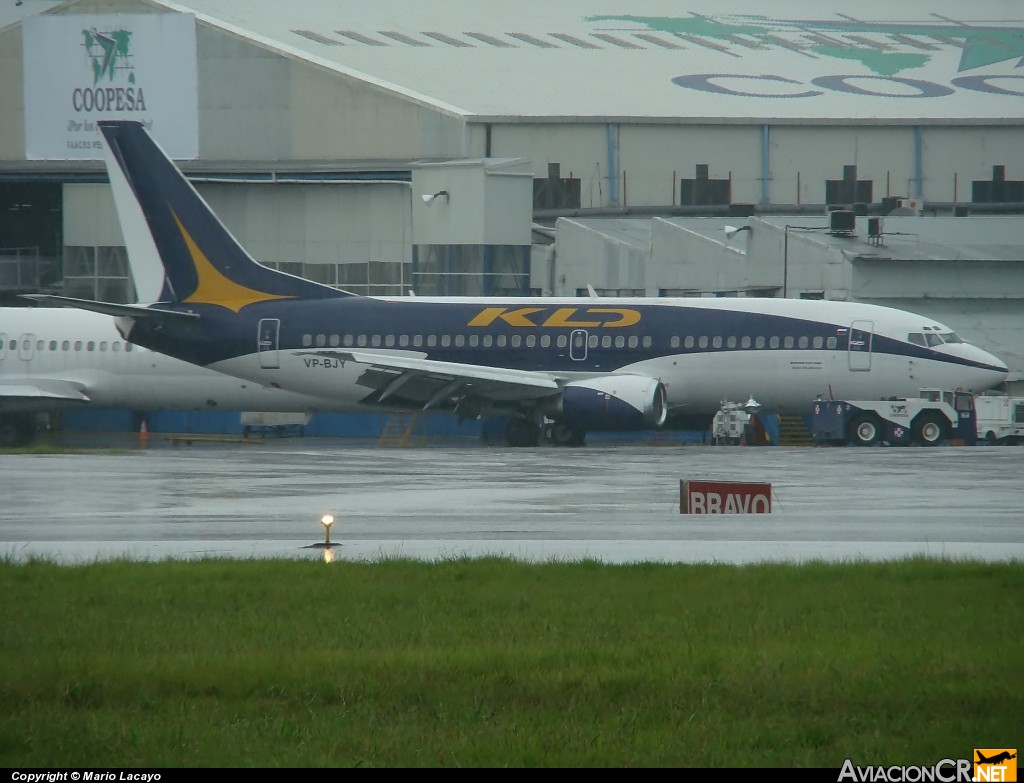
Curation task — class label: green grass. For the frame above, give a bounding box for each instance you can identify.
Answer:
[0,556,1020,767]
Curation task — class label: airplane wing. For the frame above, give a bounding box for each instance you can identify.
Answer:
[20,294,198,321]
[298,349,563,408]
[0,379,91,410]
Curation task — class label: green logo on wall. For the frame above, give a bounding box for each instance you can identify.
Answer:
[82,27,134,85]
[587,13,1024,76]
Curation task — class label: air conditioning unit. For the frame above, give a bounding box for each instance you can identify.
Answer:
[828,209,856,234]
[896,197,922,216]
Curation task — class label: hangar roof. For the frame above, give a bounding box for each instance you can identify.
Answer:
[133,0,1024,124]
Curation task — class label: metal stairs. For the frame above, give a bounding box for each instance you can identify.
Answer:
[777,414,816,446]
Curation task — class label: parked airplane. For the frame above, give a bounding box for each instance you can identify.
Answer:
[25,120,1010,447]
[0,306,339,447]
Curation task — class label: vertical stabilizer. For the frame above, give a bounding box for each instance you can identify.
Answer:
[97,120,349,312]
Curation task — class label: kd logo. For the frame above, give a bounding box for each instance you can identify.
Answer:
[974,749,1017,782]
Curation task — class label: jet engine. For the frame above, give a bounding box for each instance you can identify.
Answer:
[540,374,668,432]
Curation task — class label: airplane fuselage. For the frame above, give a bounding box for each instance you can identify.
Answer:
[119,294,1008,418]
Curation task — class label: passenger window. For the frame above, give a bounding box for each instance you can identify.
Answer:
[371,335,381,347]
[112,342,121,352]
[316,334,327,347]
[385,335,395,347]
[400,335,409,347]
[698,336,709,349]
[427,335,437,347]
[525,335,535,348]
[783,336,794,349]
[483,335,493,347]
[602,335,612,348]
[344,334,354,347]
[827,337,837,349]
[497,335,506,347]
[413,335,423,347]
[540,335,550,348]
[670,336,680,348]
[642,336,651,348]
[100,342,108,352]
[36,340,44,350]
[588,335,598,348]
[615,336,625,348]
[74,341,82,351]
[727,336,737,349]
[61,340,70,351]
[712,336,723,349]
[125,343,133,352]
[755,337,765,349]
[87,341,95,351]
[684,336,694,348]
[330,334,340,347]
[629,336,638,348]
[455,335,465,347]
[302,334,312,347]
[798,336,809,349]
[469,335,478,347]
[813,337,824,348]
[556,335,567,348]
[49,340,57,351]
[441,335,451,347]
[510,335,520,348]
[741,336,751,349]
[769,336,779,349]
[357,335,367,346]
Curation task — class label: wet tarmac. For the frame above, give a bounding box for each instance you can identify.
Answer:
[2,435,1022,565]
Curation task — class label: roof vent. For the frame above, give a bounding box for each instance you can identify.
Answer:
[828,209,856,235]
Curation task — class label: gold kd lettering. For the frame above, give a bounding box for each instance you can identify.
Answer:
[466,307,544,327]
[466,306,642,328]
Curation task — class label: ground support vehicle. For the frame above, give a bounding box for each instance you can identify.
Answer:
[974,395,1024,445]
[810,389,976,447]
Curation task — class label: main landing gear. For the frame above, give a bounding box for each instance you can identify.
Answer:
[502,417,587,447]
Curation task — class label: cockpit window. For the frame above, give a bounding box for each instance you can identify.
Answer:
[925,333,943,347]
[939,332,963,344]
[908,333,926,347]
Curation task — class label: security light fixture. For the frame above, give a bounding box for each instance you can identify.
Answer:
[421,190,449,206]
[723,224,751,240]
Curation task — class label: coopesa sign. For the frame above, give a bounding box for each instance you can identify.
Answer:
[680,480,772,515]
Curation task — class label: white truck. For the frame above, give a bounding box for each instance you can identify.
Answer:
[810,388,977,447]
[974,395,1024,445]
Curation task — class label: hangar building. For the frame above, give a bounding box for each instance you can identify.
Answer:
[1,0,1022,389]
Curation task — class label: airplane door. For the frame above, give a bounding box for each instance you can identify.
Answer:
[257,319,281,369]
[569,329,588,361]
[848,320,873,371]
[18,333,36,363]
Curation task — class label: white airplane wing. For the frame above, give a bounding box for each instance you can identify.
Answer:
[0,379,91,406]
[298,349,563,407]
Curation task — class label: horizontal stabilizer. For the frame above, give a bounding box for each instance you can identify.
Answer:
[20,294,198,321]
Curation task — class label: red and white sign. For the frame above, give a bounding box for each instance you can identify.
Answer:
[680,480,772,514]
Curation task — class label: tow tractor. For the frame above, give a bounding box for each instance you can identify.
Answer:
[810,388,977,447]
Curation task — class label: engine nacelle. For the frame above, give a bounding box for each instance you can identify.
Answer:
[541,374,668,432]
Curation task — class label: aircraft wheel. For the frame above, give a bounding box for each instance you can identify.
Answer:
[504,417,540,447]
[912,413,947,446]
[848,413,881,447]
[551,422,585,447]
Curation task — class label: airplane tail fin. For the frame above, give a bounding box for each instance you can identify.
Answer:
[98,120,350,312]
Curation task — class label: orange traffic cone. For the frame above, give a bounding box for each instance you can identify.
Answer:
[139,419,149,446]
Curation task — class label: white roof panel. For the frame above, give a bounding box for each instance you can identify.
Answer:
[155,0,1024,122]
